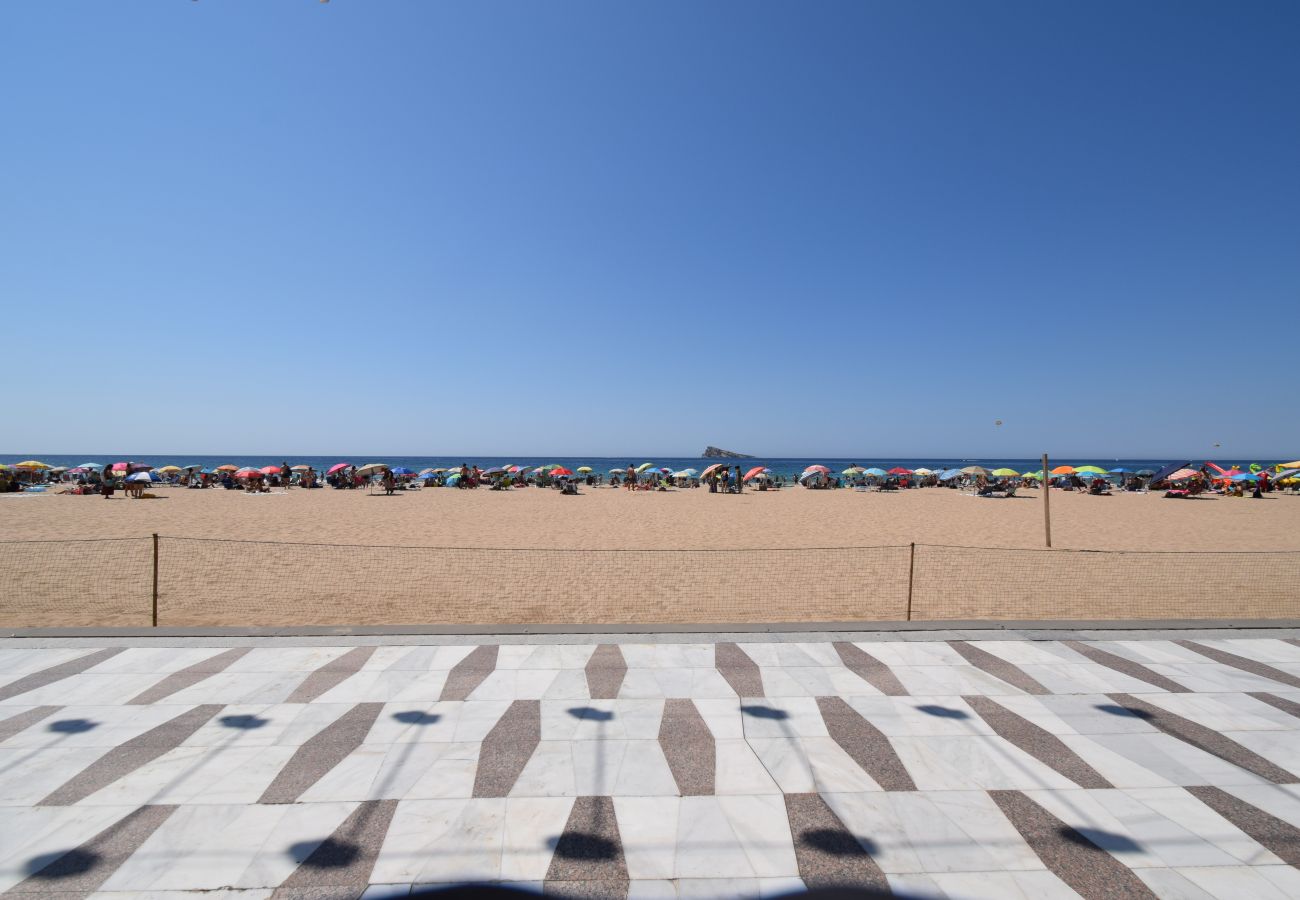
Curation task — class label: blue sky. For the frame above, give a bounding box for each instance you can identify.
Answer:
[3,1,1297,457]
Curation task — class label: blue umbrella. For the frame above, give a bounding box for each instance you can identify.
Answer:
[938,468,962,480]
[389,467,414,476]
[1108,467,1133,474]
[863,467,887,477]
[77,462,104,470]
[1232,473,1259,481]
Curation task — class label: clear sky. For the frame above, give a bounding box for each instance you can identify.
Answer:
[3,1,1297,458]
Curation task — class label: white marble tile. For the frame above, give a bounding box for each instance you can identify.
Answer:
[466,670,560,701]
[929,869,1079,899]
[497,797,571,881]
[1201,639,1300,663]
[1174,864,1300,900]
[860,642,966,667]
[626,879,678,899]
[0,805,136,891]
[887,735,1080,791]
[1137,692,1300,732]
[1122,787,1279,866]
[225,646,353,674]
[1219,729,1300,776]
[1017,662,1158,694]
[1085,732,1277,787]
[615,796,679,880]
[233,801,359,888]
[371,798,505,885]
[890,665,1024,696]
[0,745,115,804]
[843,696,993,736]
[399,742,481,799]
[714,739,782,795]
[739,697,827,739]
[449,701,513,742]
[1134,867,1219,900]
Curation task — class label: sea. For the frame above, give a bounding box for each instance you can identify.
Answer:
[2,454,1284,480]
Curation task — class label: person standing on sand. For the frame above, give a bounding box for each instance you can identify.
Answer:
[101,464,115,499]
[625,463,635,490]
[280,461,290,486]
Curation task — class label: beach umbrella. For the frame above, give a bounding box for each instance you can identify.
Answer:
[699,463,724,478]
[1232,473,1259,482]
[507,466,523,473]
[1276,469,1300,479]
[49,466,69,473]
[576,466,592,473]
[445,473,461,485]
[291,464,312,472]
[1022,471,1043,480]
[682,468,698,476]
[126,471,156,482]
[913,467,934,475]
[355,463,388,477]
[1109,467,1133,474]
[636,462,656,473]
[235,467,261,477]
[1281,460,1300,469]
[743,466,770,481]
[155,465,182,474]
[960,466,989,476]
[551,467,574,476]
[215,464,239,472]
[76,462,103,470]
[200,469,215,475]
[1136,469,1155,477]
[1166,468,1199,481]
[842,467,865,475]
[390,467,414,476]
[259,465,280,476]
[1147,461,1190,483]
[1074,465,1107,474]
[482,467,506,475]
[15,460,51,469]
[181,464,204,472]
[418,468,437,475]
[991,468,1020,477]
[1050,465,1076,475]
[862,468,887,477]
[803,465,830,475]
[326,463,351,475]
[887,467,912,476]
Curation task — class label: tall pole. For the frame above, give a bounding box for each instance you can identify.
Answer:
[151,533,160,626]
[1041,453,1052,548]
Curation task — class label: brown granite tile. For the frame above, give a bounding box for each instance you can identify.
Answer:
[1107,693,1297,784]
[1186,785,1300,867]
[1175,640,1300,690]
[39,705,223,806]
[127,648,252,705]
[832,642,908,696]
[658,699,715,795]
[784,792,888,891]
[0,706,61,744]
[815,696,915,791]
[0,649,125,703]
[963,695,1111,788]
[543,796,628,898]
[1247,692,1300,720]
[259,703,384,804]
[5,804,177,896]
[285,648,378,704]
[948,642,1049,694]
[584,645,627,700]
[989,789,1155,899]
[715,643,763,698]
[439,646,500,701]
[270,799,398,899]
[472,699,541,798]
[1062,641,1191,693]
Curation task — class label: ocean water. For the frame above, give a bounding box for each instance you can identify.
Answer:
[2,454,1282,480]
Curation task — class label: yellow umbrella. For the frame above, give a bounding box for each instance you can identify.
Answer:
[15,460,50,469]
[991,468,1020,476]
[1281,460,1300,469]
[577,466,592,473]
[155,465,182,473]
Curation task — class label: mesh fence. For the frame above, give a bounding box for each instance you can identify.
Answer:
[909,544,1300,621]
[0,535,1298,628]
[0,538,154,627]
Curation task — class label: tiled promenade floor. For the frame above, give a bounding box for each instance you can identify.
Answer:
[1,634,1299,899]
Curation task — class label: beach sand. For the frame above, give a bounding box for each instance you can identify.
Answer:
[2,485,1298,627]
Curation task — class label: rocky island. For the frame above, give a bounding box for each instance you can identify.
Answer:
[701,446,755,459]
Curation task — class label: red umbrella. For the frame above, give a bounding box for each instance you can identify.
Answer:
[259,465,280,476]
[888,467,912,475]
[550,467,574,476]
[235,470,262,479]
[743,466,769,481]
[327,463,351,475]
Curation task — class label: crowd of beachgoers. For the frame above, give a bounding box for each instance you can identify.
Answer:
[3,458,1297,499]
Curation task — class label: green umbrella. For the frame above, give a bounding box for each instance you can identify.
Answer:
[1074,465,1108,474]
[991,468,1020,476]
[636,462,655,473]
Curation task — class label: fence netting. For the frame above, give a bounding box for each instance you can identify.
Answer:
[908,544,1300,621]
[0,538,154,627]
[0,535,1297,628]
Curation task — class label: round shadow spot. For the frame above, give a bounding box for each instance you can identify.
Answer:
[1060,826,1142,852]
[25,848,100,878]
[566,706,614,722]
[799,828,878,856]
[914,705,969,719]
[289,838,360,868]
[546,833,618,861]
[220,715,269,729]
[1094,704,1153,720]
[393,711,441,725]
[740,705,789,719]
[47,719,98,734]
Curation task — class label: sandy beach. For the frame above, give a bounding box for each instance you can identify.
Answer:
[3,486,1299,627]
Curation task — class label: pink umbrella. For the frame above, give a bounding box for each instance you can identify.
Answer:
[803,465,830,474]
[327,463,351,475]
[259,465,280,476]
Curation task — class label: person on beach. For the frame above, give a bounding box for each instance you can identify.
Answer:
[459,463,469,488]
[101,464,115,499]
[625,464,635,490]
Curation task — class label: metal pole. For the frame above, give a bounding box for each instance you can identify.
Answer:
[905,542,916,621]
[151,533,159,627]
[1041,453,1052,548]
